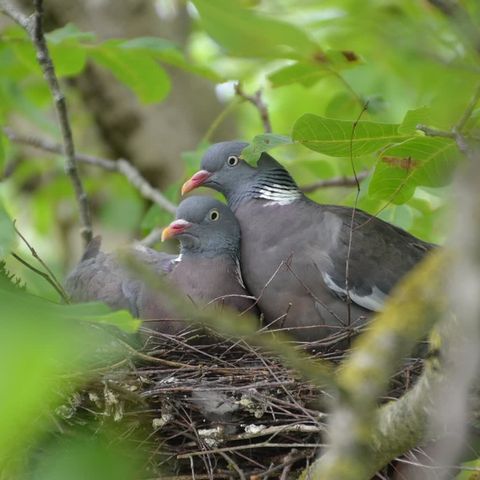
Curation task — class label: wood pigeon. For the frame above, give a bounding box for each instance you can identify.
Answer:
[65,196,256,335]
[182,141,435,342]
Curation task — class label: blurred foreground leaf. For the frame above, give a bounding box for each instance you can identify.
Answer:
[0,203,15,259]
[192,0,319,58]
[0,282,132,473]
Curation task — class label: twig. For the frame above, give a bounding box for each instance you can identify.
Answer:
[300,171,369,193]
[416,125,456,139]
[225,424,323,442]
[0,0,93,247]
[13,221,69,301]
[4,128,177,215]
[427,0,480,55]
[218,452,246,480]
[177,442,325,459]
[234,83,272,133]
[455,83,480,133]
[344,102,369,328]
[0,0,28,26]
[258,450,312,478]
[11,252,68,301]
[139,228,163,247]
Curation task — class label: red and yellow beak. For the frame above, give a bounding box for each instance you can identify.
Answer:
[181,170,212,196]
[161,219,192,242]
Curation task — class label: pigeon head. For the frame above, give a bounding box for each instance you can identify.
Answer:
[161,196,240,257]
[181,141,256,198]
[182,141,300,207]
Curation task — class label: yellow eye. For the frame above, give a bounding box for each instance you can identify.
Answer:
[227,155,239,166]
[209,209,220,221]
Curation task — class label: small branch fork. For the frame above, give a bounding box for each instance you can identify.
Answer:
[0,0,93,247]
[417,83,480,159]
[234,82,272,133]
[4,129,176,211]
[4,128,177,247]
[12,221,69,302]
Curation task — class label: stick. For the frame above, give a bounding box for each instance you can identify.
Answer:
[0,0,93,246]
[235,83,272,133]
[301,171,369,193]
[4,128,177,214]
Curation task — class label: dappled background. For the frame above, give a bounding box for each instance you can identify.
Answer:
[1,0,467,300]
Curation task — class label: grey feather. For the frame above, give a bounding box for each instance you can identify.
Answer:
[65,196,258,335]
[190,142,435,342]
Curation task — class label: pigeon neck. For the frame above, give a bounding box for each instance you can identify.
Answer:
[179,240,240,262]
[229,160,302,209]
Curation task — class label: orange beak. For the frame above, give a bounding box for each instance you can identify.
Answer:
[181,170,212,196]
[161,219,192,242]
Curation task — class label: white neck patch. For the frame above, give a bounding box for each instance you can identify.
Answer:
[257,184,302,206]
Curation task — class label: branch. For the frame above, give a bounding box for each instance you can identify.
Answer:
[418,145,480,478]
[11,252,68,302]
[300,251,448,479]
[4,128,177,214]
[416,125,456,139]
[301,359,441,479]
[234,83,272,133]
[0,0,93,247]
[300,171,369,193]
[13,221,69,302]
[0,0,28,26]
[427,0,480,56]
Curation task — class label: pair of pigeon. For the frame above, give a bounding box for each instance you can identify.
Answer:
[66,141,434,341]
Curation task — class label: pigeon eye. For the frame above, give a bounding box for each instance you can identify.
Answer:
[227,155,239,167]
[209,209,220,221]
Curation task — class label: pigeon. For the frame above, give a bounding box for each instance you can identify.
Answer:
[65,195,256,335]
[182,141,435,342]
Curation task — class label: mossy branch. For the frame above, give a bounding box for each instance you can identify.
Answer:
[300,251,448,479]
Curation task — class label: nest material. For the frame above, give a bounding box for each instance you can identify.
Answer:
[60,327,424,479]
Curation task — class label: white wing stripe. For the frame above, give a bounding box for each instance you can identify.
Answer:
[322,272,386,312]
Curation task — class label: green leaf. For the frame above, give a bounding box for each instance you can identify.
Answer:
[191,0,319,58]
[120,36,221,81]
[61,302,141,333]
[0,284,124,469]
[269,62,332,88]
[50,43,87,77]
[325,92,360,119]
[90,41,171,103]
[293,114,413,157]
[269,51,361,87]
[46,23,96,44]
[398,106,432,135]
[241,134,292,163]
[455,459,480,479]
[0,204,15,259]
[369,137,459,204]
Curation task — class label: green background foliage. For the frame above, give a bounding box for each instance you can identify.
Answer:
[1,0,479,477]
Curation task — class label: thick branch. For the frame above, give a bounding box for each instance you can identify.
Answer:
[301,360,441,479]
[4,129,177,214]
[301,251,448,479]
[0,0,93,246]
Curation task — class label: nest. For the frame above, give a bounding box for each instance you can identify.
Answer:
[58,327,424,479]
